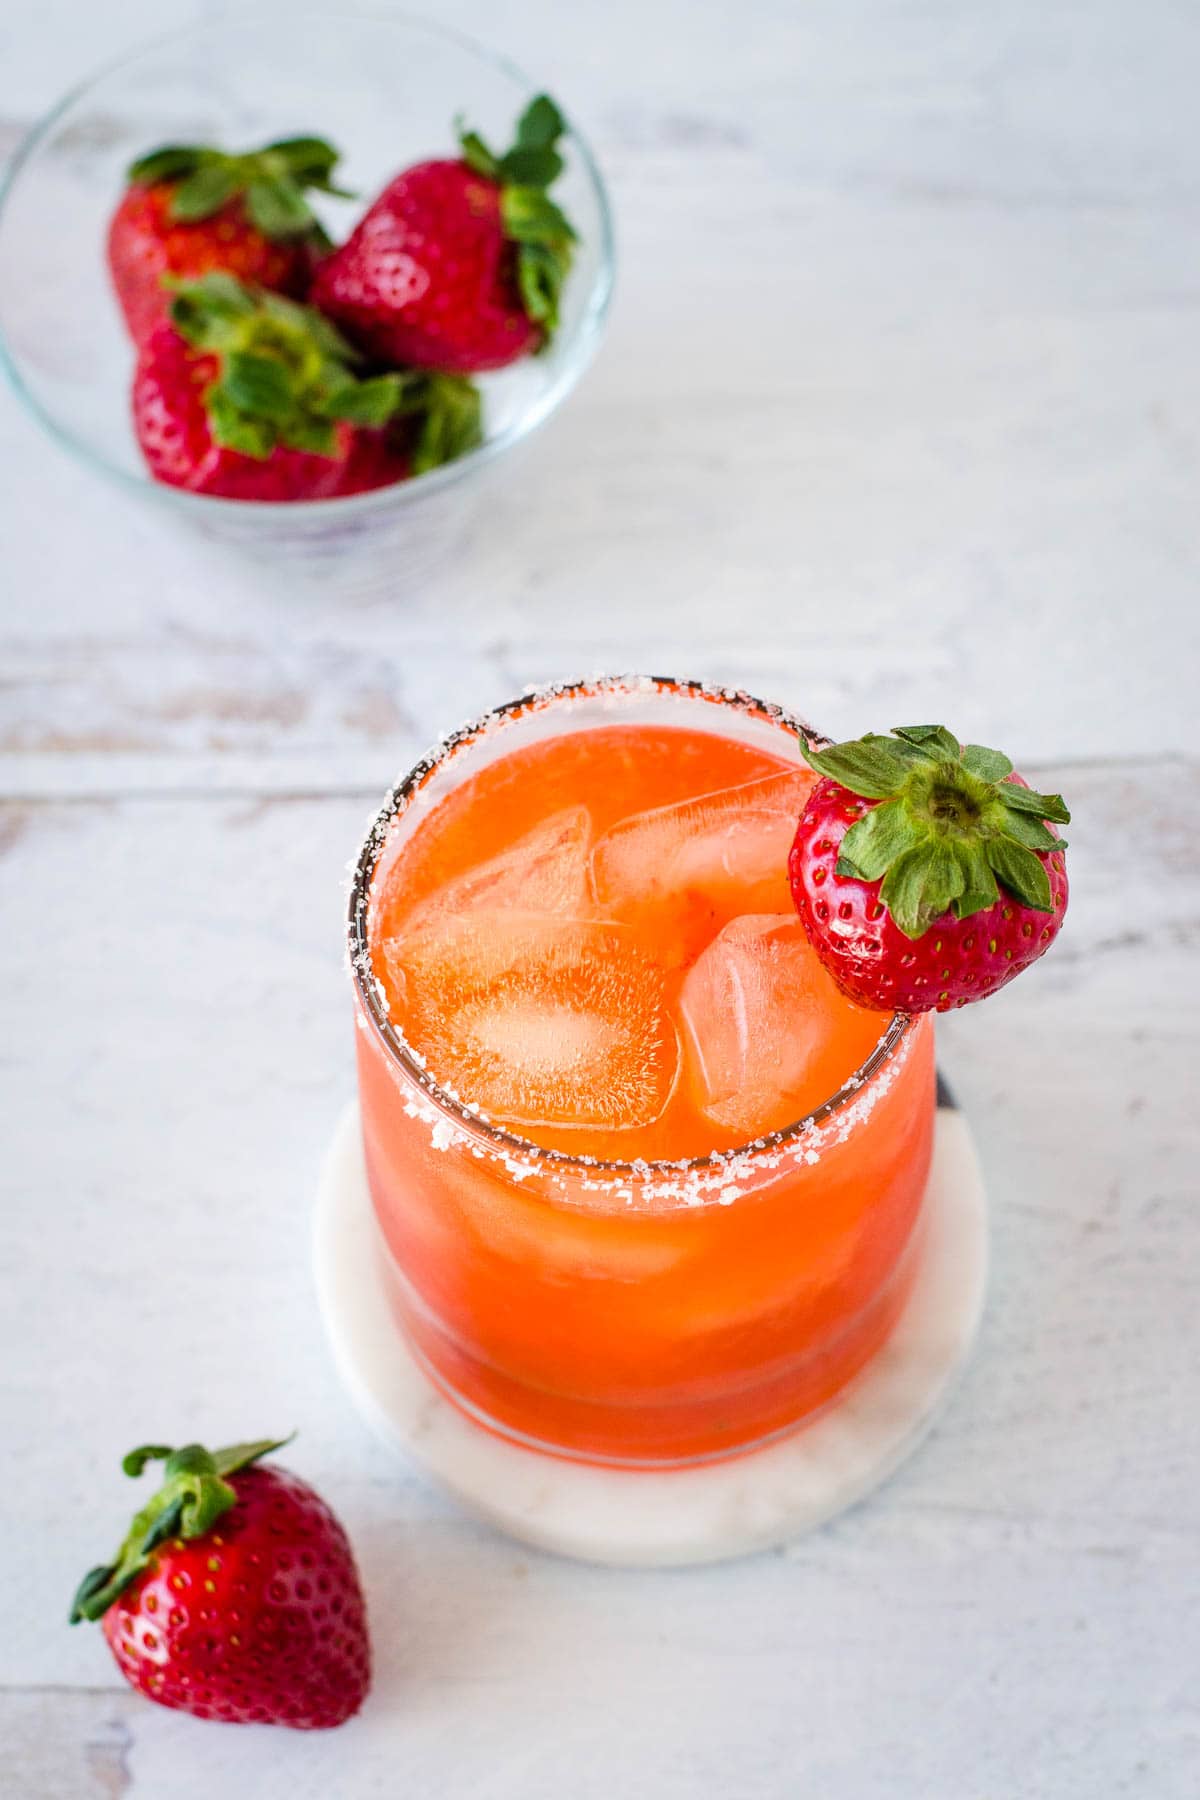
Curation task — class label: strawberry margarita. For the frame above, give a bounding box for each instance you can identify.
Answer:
[350,679,935,1465]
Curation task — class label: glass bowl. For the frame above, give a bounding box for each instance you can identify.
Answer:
[0,11,614,594]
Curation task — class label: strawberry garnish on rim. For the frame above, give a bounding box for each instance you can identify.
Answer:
[788,725,1070,1013]
[71,1436,370,1729]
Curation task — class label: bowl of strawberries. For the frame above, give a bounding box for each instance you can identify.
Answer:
[0,11,614,592]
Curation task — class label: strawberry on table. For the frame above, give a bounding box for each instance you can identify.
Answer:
[133,272,482,501]
[788,725,1070,1012]
[312,94,577,373]
[70,1437,370,1729]
[109,136,348,345]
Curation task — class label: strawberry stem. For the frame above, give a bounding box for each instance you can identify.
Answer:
[69,1436,291,1624]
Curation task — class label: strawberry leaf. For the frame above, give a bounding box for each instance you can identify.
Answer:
[516,241,565,328]
[892,724,961,759]
[245,176,314,238]
[410,372,484,474]
[998,780,1071,824]
[170,275,257,348]
[836,797,925,880]
[220,351,296,420]
[500,145,564,186]
[173,269,258,315]
[263,136,341,181]
[211,1436,293,1477]
[961,743,1013,781]
[207,386,278,459]
[121,1444,175,1476]
[950,839,1000,918]
[879,840,966,939]
[277,416,339,456]
[159,1447,240,1539]
[458,127,500,179]
[802,737,915,799]
[260,289,358,360]
[985,835,1053,912]
[169,161,240,221]
[999,809,1065,853]
[871,732,938,767]
[516,94,566,151]
[319,373,406,427]
[129,144,209,185]
[501,185,577,246]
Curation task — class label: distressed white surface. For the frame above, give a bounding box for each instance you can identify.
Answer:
[1,0,1198,1795]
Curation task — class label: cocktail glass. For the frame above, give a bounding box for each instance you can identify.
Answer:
[349,677,935,1467]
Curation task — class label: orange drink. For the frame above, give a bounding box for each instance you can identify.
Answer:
[350,679,935,1465]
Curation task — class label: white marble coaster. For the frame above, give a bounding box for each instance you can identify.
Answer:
[313,1098,988,1567]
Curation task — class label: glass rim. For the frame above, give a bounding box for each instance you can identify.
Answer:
[348,675,917,1180]
[0,7,616,520]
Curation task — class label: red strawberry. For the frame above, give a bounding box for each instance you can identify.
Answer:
[788,725,1070,1012]
[108,137,347,345]
[313,94,577,373]
[133,273,482,501]
[70,1438,370,1729]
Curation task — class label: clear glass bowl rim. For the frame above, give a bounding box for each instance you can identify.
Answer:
[349,674,917,1178]
[0,7,616,520]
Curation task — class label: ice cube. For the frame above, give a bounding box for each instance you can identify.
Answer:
[590,771,814,966]
[386,911,679,1133]
[401,806,592,935]
[677,914,882,1139]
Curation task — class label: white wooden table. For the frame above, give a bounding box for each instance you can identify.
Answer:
[2,2,1198,1794]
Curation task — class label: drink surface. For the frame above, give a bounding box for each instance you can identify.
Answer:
[371,723,886,1163]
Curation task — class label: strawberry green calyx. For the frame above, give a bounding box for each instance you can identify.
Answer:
[170,274,389,459]
[458,94,577,340]
[401,371,484,474]
[802,724,1071,940]
[129,136,350,240]
[69,1436,292,1623]
[168,274,483,466]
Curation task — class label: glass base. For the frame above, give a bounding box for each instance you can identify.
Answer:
[381,1235,927,1471]
[312,1089,988,1567]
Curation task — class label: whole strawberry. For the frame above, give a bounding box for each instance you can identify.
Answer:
[70,1437,369,1729]
[312,94,576,373]
[109,136,348,345]
[133,273,482,501]
[788,725,1069,1012]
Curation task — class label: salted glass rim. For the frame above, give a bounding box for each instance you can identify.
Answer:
[0,8,616,519]
[348,676,916,1178]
